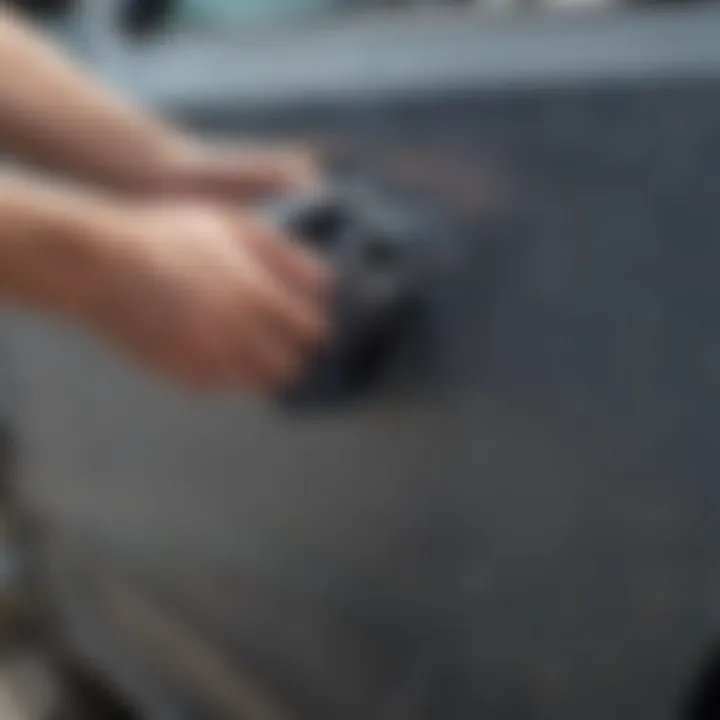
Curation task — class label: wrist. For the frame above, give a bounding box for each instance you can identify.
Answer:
[138,136,212,196]
[73,129,193,197]
[0,180,125,317]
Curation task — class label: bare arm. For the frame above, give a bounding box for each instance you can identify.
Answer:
[0,174,331,389]
[0,8,188,193]
[0,10,331,390]
[0,174,122,311]
[0,9,317,197]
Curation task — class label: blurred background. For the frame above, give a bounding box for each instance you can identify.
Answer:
[9,0,631,42]
[4,1,720,719]
[9,0,691,49]
[6,0,705,116]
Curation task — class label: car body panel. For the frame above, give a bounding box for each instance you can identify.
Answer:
[6,8,720,719]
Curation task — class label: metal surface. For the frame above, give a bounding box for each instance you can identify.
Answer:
[89,7,720,106]
[6,8,720,720]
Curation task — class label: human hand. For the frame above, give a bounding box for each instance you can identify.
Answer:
[154,140,322,203]
[81,201,332,391]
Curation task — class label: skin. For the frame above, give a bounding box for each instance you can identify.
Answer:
[0,8,333,391]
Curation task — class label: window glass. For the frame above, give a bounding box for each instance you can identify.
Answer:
[180,0,354,26]
[175,1,469,30]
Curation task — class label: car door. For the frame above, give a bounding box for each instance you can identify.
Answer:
[7,3,720,720]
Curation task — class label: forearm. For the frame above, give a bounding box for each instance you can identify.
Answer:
[0,8,186,193]
[0,173,120,314]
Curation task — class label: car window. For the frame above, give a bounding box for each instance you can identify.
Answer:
[180,0,355,27]
[46,0,477,48]
[173,0,472,31]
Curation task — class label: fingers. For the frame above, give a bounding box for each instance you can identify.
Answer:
[242,215,334,299]
[256,248,329,332]
[169,217,333,393]
[101,202,334,394]
[230,315,306,391]
[225,248,330,390]
[232,147,321,195]
[248,267,329,347]
[188,145,322,200]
